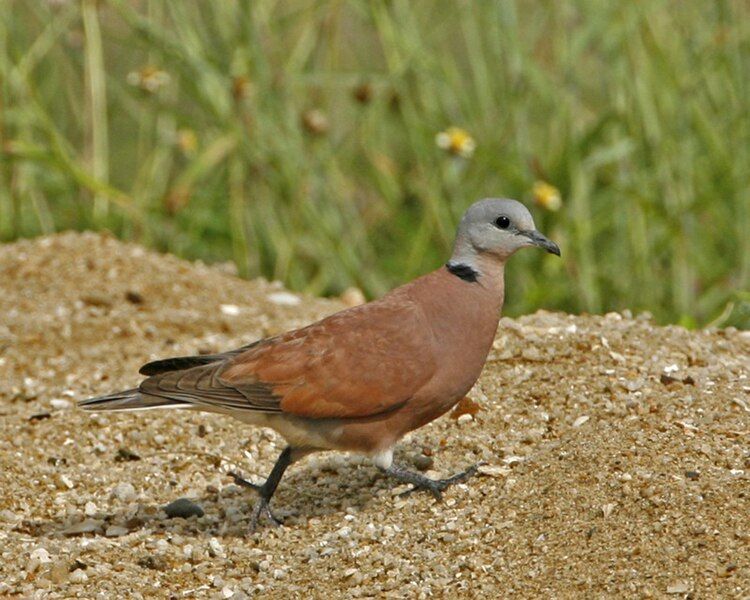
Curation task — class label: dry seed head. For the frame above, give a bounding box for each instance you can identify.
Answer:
[127,66,171,93]
[301,109,330,136]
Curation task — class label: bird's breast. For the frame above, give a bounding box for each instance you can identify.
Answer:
[395,275,503,434]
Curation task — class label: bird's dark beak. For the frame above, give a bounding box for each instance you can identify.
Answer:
[521,230,561,256]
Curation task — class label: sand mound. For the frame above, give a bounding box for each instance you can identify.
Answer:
[0,232,748,598]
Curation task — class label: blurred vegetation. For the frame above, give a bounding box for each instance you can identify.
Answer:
[1,1,749,328]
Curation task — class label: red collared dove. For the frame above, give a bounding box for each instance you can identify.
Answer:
[80,198,560,529]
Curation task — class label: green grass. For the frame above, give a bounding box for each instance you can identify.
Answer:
[1,0,749,328]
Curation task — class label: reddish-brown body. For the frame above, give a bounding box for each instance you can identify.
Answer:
[131,263,504,458]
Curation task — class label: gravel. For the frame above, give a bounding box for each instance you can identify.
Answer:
[0,232,748,598]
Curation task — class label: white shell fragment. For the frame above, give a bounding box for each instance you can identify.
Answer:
[219,304,241,316]
[267,291,302,306]
[50,398,72,410]
[667,581,691,594]
[477,464,512,478]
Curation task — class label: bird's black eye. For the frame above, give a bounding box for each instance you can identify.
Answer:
[495,215,511,229]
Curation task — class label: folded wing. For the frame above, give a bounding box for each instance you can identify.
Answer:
[138,298,436,420]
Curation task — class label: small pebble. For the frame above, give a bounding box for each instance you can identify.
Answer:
[111,482,137,502]
[164,498,205,519]
[413,454,434,471]
[209,537,225,556]
[55,473,74,490]
[48,561,69,584]
[572,415,590,427]
[69,569,88,583]
[30,548,52,564]
[63,519,103,536]
[0,509,19,523]
[105,525,129,537]
[666,581,690,594]
[28,548,53,573]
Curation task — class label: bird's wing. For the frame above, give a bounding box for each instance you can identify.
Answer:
[138,298,437,419]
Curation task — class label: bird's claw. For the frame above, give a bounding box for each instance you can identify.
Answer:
[398,463,481,501]
[250,496,283,532]
[229,471,283,531]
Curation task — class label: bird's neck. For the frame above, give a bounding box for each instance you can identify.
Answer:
[446,253,506,297]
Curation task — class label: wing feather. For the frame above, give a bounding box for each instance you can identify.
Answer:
[136,296,436,419]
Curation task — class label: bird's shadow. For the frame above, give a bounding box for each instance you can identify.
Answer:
[15,449,439,541]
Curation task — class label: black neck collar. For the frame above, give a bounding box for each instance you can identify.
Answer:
[446,262,479,283]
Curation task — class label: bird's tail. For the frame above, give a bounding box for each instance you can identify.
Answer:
[78,388,187,412]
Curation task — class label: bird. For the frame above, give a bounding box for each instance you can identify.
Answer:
[80,198,560,530]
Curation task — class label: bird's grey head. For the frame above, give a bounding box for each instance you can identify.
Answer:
[448,198,560,281]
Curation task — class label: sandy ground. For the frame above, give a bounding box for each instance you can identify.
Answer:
[0,232,748,599]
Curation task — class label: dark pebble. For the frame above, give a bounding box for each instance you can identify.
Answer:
[659,374,678,386]
[70,559,88,572]
[80,293,112,308]
[413,454,434,472]
[163,498,204,519]
[137,555,167,571]
[115,447,141,462]
[125,290,144,304]
[29,412,51,422]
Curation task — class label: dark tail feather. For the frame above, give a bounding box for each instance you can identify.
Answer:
[78,388,187,412]
[138,340,263,376]
[139,355,222,376]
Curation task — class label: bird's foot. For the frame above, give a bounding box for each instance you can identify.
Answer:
[250,495,282,532]
[227,471,283,531]
[404,464,480,500]
[384,463,481,501]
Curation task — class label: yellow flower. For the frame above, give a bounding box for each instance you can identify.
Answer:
[532,181,562,211]
[436,127,476,159]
